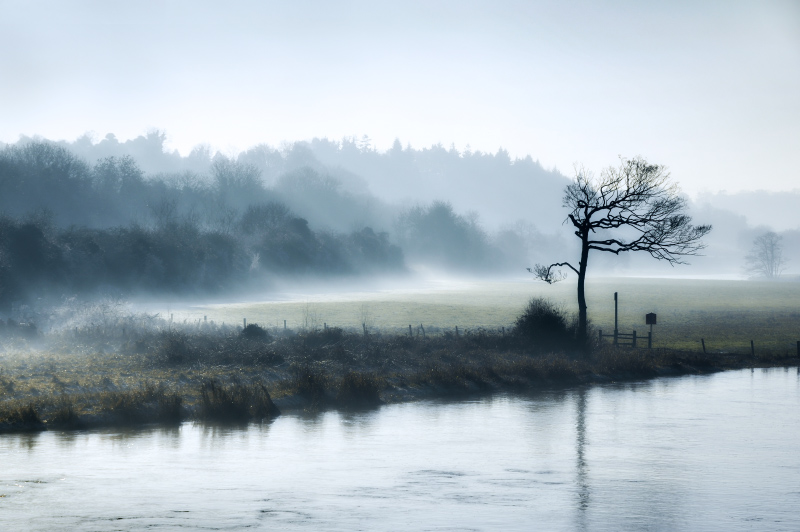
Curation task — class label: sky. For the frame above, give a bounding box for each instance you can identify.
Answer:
[1,0,798,196]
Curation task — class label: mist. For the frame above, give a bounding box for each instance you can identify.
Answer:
[1,132,797,325]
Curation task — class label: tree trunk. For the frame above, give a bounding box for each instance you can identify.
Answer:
[577,232,590,352]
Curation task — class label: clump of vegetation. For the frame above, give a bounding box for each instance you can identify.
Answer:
[336,371,383,408]
[100,384,183,426]
[199,379,279,422]
[291,365,328,408]
[0,401,44,431]
[155,331,193,364]
[513,297,578,352]
[241,323,270,341]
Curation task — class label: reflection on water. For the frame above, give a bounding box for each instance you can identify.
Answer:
[2,368,799,531]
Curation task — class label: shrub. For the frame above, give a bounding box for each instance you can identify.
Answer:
[155,331,192,364]
[241,323,270,341]
[513,297,577,352]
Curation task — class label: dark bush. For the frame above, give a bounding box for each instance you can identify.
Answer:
[241,323,270,341]
[513,297,577,352]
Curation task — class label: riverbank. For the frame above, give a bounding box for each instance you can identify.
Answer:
[1,328,797,434]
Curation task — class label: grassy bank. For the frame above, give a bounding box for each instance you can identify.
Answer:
[1,326,797,434]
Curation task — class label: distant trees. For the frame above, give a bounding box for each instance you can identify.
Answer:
[745,232,786,279]
[530,157,712,348]
[395,201,491,269]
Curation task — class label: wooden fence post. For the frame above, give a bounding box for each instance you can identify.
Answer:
[750,340,755,357]
[701,338,706,354]
[409,324,413,337]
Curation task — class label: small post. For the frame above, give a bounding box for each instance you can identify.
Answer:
[455,325,459,337]
[501,326,505,337]
[409,324,413,337]
[324,322,327,330]
[363,322,367,336]
[648,330,652,349]
[701,338,706,354]
[421,324,426,338]
[243,318,246,329]
[750,340,755,357]
[613,292,618,346]
[284,320,287,330]
[632,330,637,348]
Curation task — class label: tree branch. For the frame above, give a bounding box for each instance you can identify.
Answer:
[528,262,578,284]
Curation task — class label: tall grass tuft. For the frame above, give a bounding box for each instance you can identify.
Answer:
[0,401,45,431]
[49,397,83,429]
[101,384,183,425]
[336,371,383,408]
[199,379,280,422]
[292,365,328,408]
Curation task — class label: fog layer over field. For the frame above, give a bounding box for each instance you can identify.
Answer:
[0,134,797,323]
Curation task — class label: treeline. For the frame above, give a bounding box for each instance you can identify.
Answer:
[0,139,560,312]
[0,143,405,312]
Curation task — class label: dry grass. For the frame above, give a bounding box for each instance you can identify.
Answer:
[0,319,797,434]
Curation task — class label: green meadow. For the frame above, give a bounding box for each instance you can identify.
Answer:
[177,277,800,354]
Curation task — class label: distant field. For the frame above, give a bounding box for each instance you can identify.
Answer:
[165,277,800,354]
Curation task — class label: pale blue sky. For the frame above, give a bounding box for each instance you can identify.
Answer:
[1,0,798,195]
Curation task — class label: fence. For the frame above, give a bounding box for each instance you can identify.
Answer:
[598,329,652,349]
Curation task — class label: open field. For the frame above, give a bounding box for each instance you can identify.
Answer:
[162,277,800,354]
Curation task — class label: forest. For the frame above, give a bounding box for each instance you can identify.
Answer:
[0,135,562,314]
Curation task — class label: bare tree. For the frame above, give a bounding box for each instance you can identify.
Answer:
[745,232,786,279]
[529,157,712,348]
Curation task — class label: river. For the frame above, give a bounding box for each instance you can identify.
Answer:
[3,367,799,531]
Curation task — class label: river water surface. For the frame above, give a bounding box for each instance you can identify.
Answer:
[3,368,799,531]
